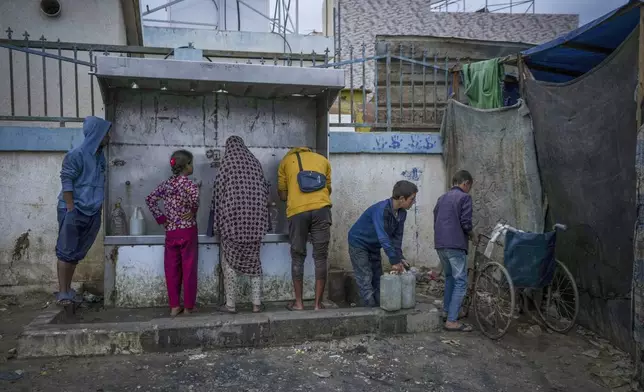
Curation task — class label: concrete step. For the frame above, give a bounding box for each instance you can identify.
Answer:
[18,303,441,358]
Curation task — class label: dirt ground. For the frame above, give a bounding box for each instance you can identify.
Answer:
[0,292,640,392]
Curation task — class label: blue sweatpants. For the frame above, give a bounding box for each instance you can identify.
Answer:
[55,208,102,264]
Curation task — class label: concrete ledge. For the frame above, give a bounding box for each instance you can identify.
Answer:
[18,305,441,358]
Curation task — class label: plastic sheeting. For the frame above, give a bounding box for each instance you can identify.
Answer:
[522,1,641,83]
[440,99,544,237]
[525,31,638,351]
[635,124,644,344]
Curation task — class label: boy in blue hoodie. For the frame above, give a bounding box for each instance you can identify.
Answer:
[347,181,417,307]
[55,116,111,305]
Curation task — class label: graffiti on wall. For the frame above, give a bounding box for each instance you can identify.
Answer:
[401,167,423,181]
[329,132,442,155]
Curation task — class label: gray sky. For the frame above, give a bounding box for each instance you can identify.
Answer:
[294,0,629,34]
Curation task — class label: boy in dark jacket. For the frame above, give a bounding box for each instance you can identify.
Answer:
[433,170,475,332]
[348,181,417,307]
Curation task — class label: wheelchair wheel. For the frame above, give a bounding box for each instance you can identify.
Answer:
[473,261,516,339]
[535,259,579,333]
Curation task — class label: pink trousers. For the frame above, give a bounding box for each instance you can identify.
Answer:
[164,226,198,309]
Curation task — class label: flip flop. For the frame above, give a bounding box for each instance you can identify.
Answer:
[286,303,304,311]
[443,323,473,332]
[442,311,466,321]
[0,370,24,381]
[55,291,73,306]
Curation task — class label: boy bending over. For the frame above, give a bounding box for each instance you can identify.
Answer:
[348,181,418,307]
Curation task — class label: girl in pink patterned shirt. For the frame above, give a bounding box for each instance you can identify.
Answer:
[146,150,200,317]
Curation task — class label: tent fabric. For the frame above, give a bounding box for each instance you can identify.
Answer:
[462,59,504,109]
[440,99,544,238]
[634,124,644,344]
[521,1,641,83]
[524,31,638,351]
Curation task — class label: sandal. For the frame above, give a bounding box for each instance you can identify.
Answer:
[183,308,197,315]
[443,323,473,332]
[286,302,304,311]
[442,311,466,321]
[68,289,83,303]
[55,291,73,306]
[170,307,183,317]
[219,304,237,314]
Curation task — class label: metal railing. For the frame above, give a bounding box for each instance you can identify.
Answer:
[0,28,455,131]
[319,42,454,131]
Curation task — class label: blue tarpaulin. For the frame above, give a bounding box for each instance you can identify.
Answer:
[521,1,641,83]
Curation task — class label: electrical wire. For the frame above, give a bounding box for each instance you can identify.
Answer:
[237,0,241,31]
[272,31,293,55]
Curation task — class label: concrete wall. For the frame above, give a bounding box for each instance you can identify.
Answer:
[104,241,317,308]
[143,27,334,55]
[0,0,127,44]
[0,130,444,294]
[329,153,445,270]
[0,0,127,124]
[0,0,127,294]
[0,151,105,294]
[141,0,269,32]
[141,0,333,54]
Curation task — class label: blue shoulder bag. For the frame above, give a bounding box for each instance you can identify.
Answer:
[295,152,327,193]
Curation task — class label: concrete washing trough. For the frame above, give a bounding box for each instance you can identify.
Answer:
[17,302,441,358]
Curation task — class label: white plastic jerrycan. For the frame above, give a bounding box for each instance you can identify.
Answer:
[380,272,402,312]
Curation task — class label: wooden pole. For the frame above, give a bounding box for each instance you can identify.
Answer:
[452,67,460,101]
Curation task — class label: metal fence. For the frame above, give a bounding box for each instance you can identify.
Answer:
[0,28,454,130]
[319,42,454,131]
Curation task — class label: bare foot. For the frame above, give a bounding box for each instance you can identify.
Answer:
[170,307,183,317]
[314,302,326,311]
[183,308,197,315]
[286,302,305,311]
[252,304,264,313]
